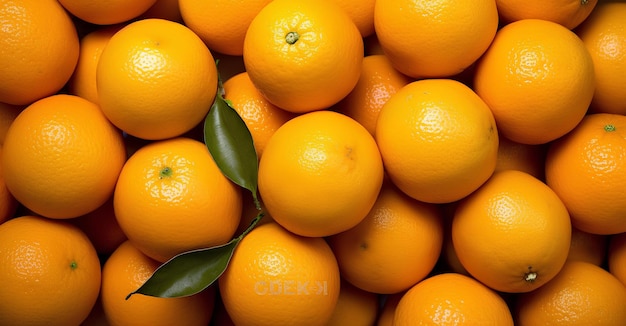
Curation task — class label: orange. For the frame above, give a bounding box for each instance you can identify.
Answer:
[326,279,379,326]
[101,240,215,326]
[567,226,608,266]
[97,18,218,140]
[376,292,404,326]
[496,0,598,30]
[333,54,413,136]
[393,273,514,325]
[243,0,363,113]
[0,215,101,325]
[2,94,127,218]
[515,260,626,325]
[494,135,547,180]
[0,149,17,224]
[374,0,498,78]
[375,79,499,204]
[68,25,123,104]
[139,0,183,22]
[609,232,626,286]
[69,197,128,256]
[114,137,242,262]
[474,18,595,145]
[452,170,572,293]
[179,0,272,56]
[330,0,376,37]
[258,110,384,237]
[222,72,297,158]
[0,102,22,145]
[545,113,626,235]
[0,0,79,105]
[328,181,444,294]
[218,222,341,326]
[56,0,158,25]
[576,2,626,115]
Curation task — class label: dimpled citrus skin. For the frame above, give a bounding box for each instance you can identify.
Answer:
[1,94,126,218]
[243,0,364,113]
[97,18,217,140]
[258,110,384,238]
[0,216,101,326]
[374,0,498,78]
[219,222,341,326]
[0,0,79,105]
[113,137,242,263]
[473,18,595,145]
[453,170,572,293]
[393,273,514,325]
[545,113,626,235]
[375,78,498,204]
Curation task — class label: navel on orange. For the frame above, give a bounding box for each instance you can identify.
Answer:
[243,0,363,113]
[114,137,242,262]
[545,113,626,235]
[452,170,572,293]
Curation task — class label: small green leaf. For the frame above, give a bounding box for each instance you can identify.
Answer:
[204,75,260,209]
[127,213,264,299]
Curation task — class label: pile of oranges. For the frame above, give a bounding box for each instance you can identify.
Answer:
[1,0,626,325]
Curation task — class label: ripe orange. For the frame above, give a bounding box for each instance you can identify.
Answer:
[68,25,123,104]
[101,240,215,326]
[243,0,363,113]
[0,149,17,224]
[0,102,22,145]
[567,226,607,266]
[576,1,626,115]
[114,137,242,262]
[393,273,514,325]
[179,0,272,56]
[2,94,127,218]
[608,232,626,286]
[222,72,296,158]
[0,215,101,325]
[374,0,498,78]
[97,18,218,140]
[375,79,499,204]
[218,222,341,326]
[545,113,626,235]
[69,197,127,256]
[515,260,626,325]
[328,181,444,294]
[56,0,158,25]
[474,18,595,144]
[333,54,413,136]
[496,0,598,30]
[0,0,79,105]
[452,170,572,293]
[330,0,376,37]
[258,110,384,237]
[494,135,547,180]
[326,280,379,326]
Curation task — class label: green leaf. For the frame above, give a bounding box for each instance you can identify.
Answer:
[126,213,264,299]
[204,75,260,209]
